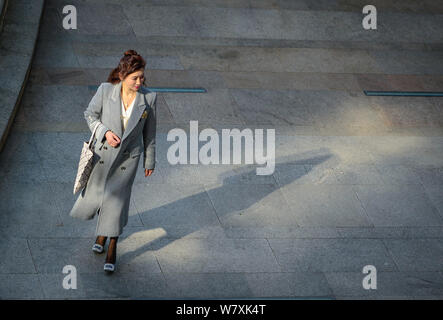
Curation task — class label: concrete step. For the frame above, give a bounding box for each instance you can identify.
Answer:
[0,0,45,153]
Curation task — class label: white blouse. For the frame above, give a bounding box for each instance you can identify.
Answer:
[121,96,136,131]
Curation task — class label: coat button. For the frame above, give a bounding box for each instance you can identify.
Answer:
[121,166,126,170]
[99,160,104,164]
[104,146,107,150]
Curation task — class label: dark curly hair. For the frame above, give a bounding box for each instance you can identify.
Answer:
[107,50,147,85]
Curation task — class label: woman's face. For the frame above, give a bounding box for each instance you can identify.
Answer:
[121,69,145,91]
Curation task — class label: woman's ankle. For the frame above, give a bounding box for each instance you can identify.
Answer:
[105,237,118,263]
[95,236,107,246]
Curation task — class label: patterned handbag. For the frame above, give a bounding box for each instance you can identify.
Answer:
[73,122,101,194]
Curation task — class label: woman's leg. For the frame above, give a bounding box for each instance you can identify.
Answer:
[95,235,107,246]
[105,236,118,265]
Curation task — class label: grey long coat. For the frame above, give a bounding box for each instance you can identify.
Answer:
[69,81,157,237]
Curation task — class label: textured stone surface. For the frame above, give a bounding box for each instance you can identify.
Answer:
[267,238,397,272]
[1,0,442,300]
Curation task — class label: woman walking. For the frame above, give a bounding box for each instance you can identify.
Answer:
[69,50,157,273]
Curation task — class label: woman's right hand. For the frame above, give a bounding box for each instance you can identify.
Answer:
[105,130,121,148]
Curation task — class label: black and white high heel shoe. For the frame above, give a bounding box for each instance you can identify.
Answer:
[104,237,118,273]
[103,263,115,272]
[92,243,104,253]
[92,236,107,254]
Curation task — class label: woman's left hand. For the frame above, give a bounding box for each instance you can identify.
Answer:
[144,169,154,177]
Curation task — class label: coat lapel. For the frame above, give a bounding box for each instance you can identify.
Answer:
[110,81,147,142]
[121,91,146,142]
[110,81,123,139]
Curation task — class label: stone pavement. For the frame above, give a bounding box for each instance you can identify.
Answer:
[0,0,443,299]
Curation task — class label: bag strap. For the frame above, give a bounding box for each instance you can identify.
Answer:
[87,122,101,149]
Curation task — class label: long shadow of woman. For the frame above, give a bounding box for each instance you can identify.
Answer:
[117,151,332,268]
